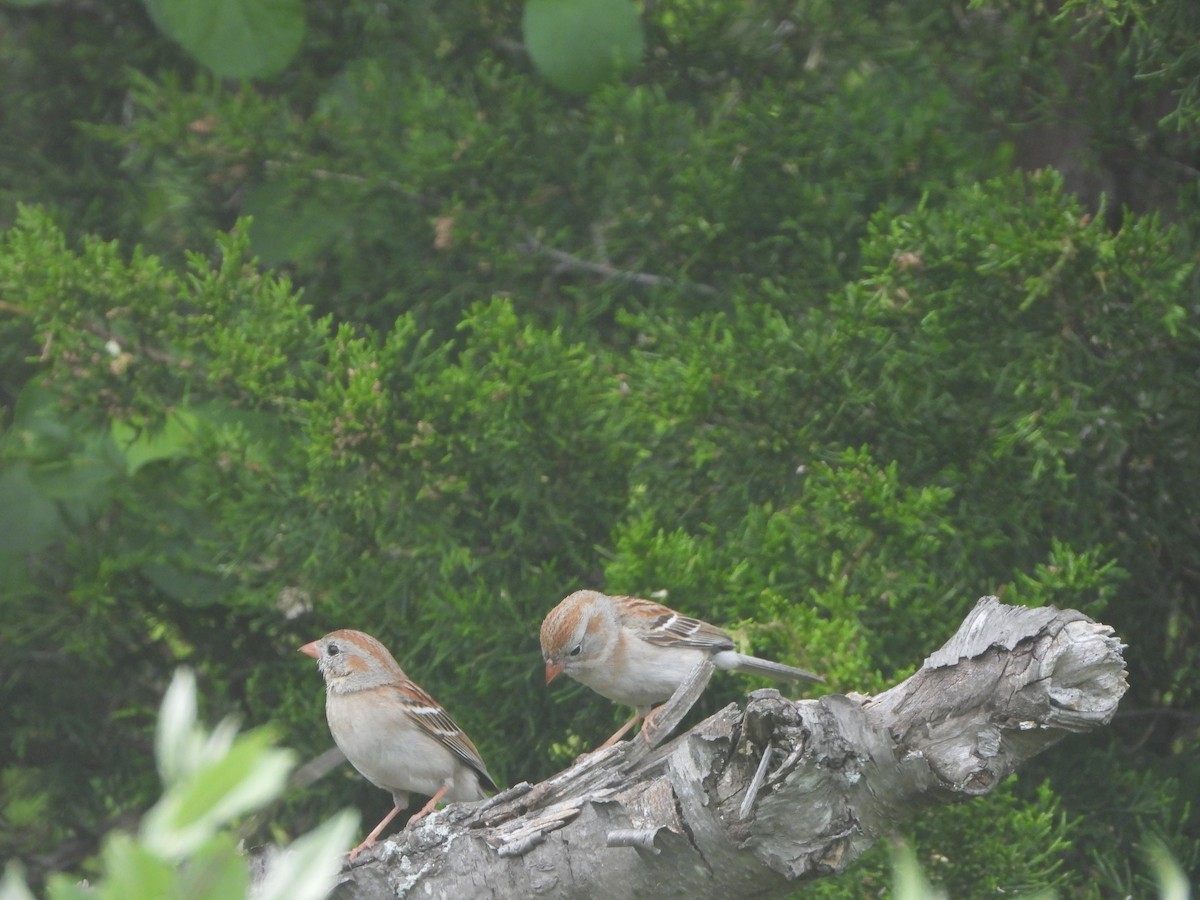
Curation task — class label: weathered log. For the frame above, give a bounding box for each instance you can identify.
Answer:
[318,596,1127,899]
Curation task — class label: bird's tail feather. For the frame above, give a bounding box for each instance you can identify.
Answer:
[732,653,823,685]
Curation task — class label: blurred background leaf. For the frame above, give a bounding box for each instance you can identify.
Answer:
[141,0,305,78]
[523,0,645,94]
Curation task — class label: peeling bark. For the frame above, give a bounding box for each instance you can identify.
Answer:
[313,597,1127,899]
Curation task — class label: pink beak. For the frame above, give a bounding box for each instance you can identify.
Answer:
[545,660,565,685]
[299,641,320,659]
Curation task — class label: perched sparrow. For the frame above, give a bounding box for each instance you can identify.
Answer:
[300,629,497,859]
[541,590,823,749]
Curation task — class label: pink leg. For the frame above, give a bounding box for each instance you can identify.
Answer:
[407,784,450,824]
[348,785,451,861]
[597,711,641,750]
[639,704,665,745]
[349,801,408,861]
[596,707,651,751]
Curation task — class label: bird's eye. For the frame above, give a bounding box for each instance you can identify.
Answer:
[327,642,340,656]
[568,644,582,657]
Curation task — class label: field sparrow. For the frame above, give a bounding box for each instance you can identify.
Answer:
[541,590,823,749]
[300,629,497,859]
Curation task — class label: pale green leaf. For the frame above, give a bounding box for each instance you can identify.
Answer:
[0,863,37,900]
[1145,839,1191,900]
[175,833,250,899]
[96,834,175,900]
[155,668,199,787]
[255,810,360,900]
[891,841,948,900]
[142,728,295,859]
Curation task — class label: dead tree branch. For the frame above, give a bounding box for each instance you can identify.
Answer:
[311,596,1128,899]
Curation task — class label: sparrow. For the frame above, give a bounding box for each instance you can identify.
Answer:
[300,629,497,859]
[541,590,822,749]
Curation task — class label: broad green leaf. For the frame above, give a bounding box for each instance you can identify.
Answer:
[141,0,305,79]
[243,181,350,265]
[111,410,201,475]
[523,0,644,94]
[0,463,64,553]
[141,562,234,606]
[1,384,121,523]
[36,433,124,524]
[7,382,74,451]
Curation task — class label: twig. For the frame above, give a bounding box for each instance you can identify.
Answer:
[643,657,717,748]
[519,234,718,297]
[607,828,663,853]
[739,738,774,820]
[287,746,347,790]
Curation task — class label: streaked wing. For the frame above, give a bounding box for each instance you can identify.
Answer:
[392,680,498,792]
[614,595,735,651]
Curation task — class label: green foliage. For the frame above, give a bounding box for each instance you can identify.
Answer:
[907,779,1074,896]
[0,209,329,876]
[0,669,356,900]
[604,447,958,688]
[61,0,1003,332]
[837,173,1198,722]
[1039,745,1200,897]
[2,0,1199,894]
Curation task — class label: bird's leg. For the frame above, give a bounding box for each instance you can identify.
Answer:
[639,705,664,744]
[596,709,645,750]
[641,657,716,748]
[347,784,452,860]
[349,800,409,861]
[407,784,450,824]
